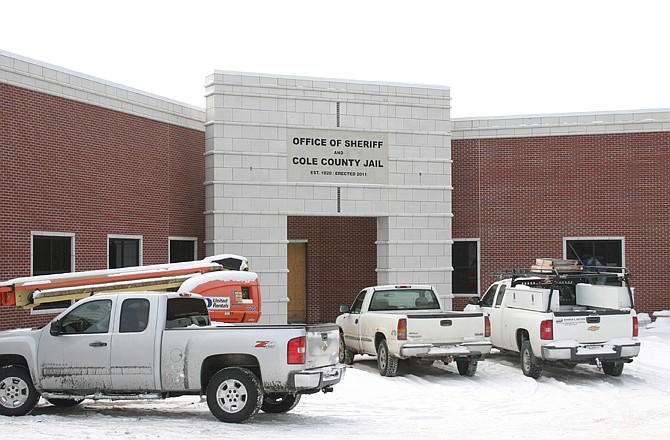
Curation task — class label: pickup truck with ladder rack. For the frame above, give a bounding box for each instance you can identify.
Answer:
[0,254,261,323]
[465,259,640,378]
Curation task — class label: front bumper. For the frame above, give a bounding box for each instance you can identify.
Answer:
[542,340,641,362]
[400,341,493,359]
[289,364,346,392]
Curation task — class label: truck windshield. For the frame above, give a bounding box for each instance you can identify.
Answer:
[166,298,211,328]
[369,289,440,311]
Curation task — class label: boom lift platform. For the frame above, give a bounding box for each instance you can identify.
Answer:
[0,254,262,323]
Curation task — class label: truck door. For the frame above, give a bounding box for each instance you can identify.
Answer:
[37,298,113,391]
[480,283,504,347]
[340,290,366,352]
[110,297,158,390]
[488,285,512,350]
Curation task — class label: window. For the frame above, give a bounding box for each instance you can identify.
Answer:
[166,297,210,328]
[565,238,623,268]
[119,298,150,333]
[31,232,75,313]
[58,299,112,334]
[169,237,197,263]
[453,239,479,295]
[32,233,74,276]
[109,235,142,269]
[481,284,498,307]
[350,291,366,314]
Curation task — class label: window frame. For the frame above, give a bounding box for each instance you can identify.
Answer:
[108,234,143,269]
[452,238,480,297]
[168,236,198,263]
[30,231,75,315]
[563,236,625,268]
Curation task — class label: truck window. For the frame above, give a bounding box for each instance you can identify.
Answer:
[119,298,150,333]
[166,298,211,328]
[60,299,112,334]
[350,291,366,314]
[494,285,506,307]
[370,289,439,311]
[481,284,498,307]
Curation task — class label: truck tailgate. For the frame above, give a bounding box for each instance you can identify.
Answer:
[553,311,635,343]
[304,324,340,368]
[407,312,486,344]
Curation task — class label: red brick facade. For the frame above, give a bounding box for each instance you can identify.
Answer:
[288,216,378,324]
[0,84,205,330]
[452,133,670,316]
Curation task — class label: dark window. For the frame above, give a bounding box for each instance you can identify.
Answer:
[119,298,150,333]
[33,235,72,276]
[109,238,140,269]
[566,239,623,268]
[166,297,210,328]
[453,241,478,294]
[169,239,196,263]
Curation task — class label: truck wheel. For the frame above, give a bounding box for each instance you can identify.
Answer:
[339,333,355,365]
[206,367,263,423]
[0,365,39,416]
[602,361,624,377]
[261,392,301,413]
[520,340,543,379]
[456,359,478,377]
[46,398,83,408]
[377,339,398,377]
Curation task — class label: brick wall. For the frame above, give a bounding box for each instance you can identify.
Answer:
[452,132,670,316]
[288,216,377,324]
[0,84,205,330]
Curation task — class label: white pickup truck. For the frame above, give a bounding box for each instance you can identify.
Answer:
[0,292,344,423]
[337,285,492,377]
[466,265,640,378]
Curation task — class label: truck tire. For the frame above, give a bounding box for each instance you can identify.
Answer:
[46,398,83,408]
[520,340,543,379]
[602,361,624,377]
[376,339,398,377]
[0,365,39,416]
[206,367,263,423]
[456,359,478,377]
[261,392,301,413]
[339,333,355,365]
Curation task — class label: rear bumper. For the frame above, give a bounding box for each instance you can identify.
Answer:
[289,364,346,392]
[400,341,493,359]
[541,340,641,362]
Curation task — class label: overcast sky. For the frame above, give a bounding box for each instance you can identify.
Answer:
[3,0,669,118]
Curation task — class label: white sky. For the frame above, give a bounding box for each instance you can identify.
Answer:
[2,0,669,118]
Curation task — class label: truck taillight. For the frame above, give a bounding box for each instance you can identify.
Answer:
[484,315,491,337]
[287,336,306,364]
[633,316,639,337]
[397,318,407,340]
[540,320,553,340]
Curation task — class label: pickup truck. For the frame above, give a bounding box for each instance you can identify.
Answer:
[465,263,640,378]
[0,292,344,423]
[336,285,492,377]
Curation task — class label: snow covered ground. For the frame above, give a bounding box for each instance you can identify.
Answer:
[5,316,669,440]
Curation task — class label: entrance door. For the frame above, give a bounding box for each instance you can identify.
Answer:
[287,242,307,323]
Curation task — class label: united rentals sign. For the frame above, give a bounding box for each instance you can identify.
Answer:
[287,128,389,184]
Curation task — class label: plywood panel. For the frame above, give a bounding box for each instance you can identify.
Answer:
[287,242,306,323]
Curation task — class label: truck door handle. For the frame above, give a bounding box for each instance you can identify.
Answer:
[440,320,453,326]
[89,341,108,347]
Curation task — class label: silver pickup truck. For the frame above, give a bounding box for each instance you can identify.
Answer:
[0,292,344,423]
[337,285,492,377]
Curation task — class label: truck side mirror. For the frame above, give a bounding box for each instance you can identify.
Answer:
[339,304,350,314]
[468,296,481,306]
[49,319,62,336]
